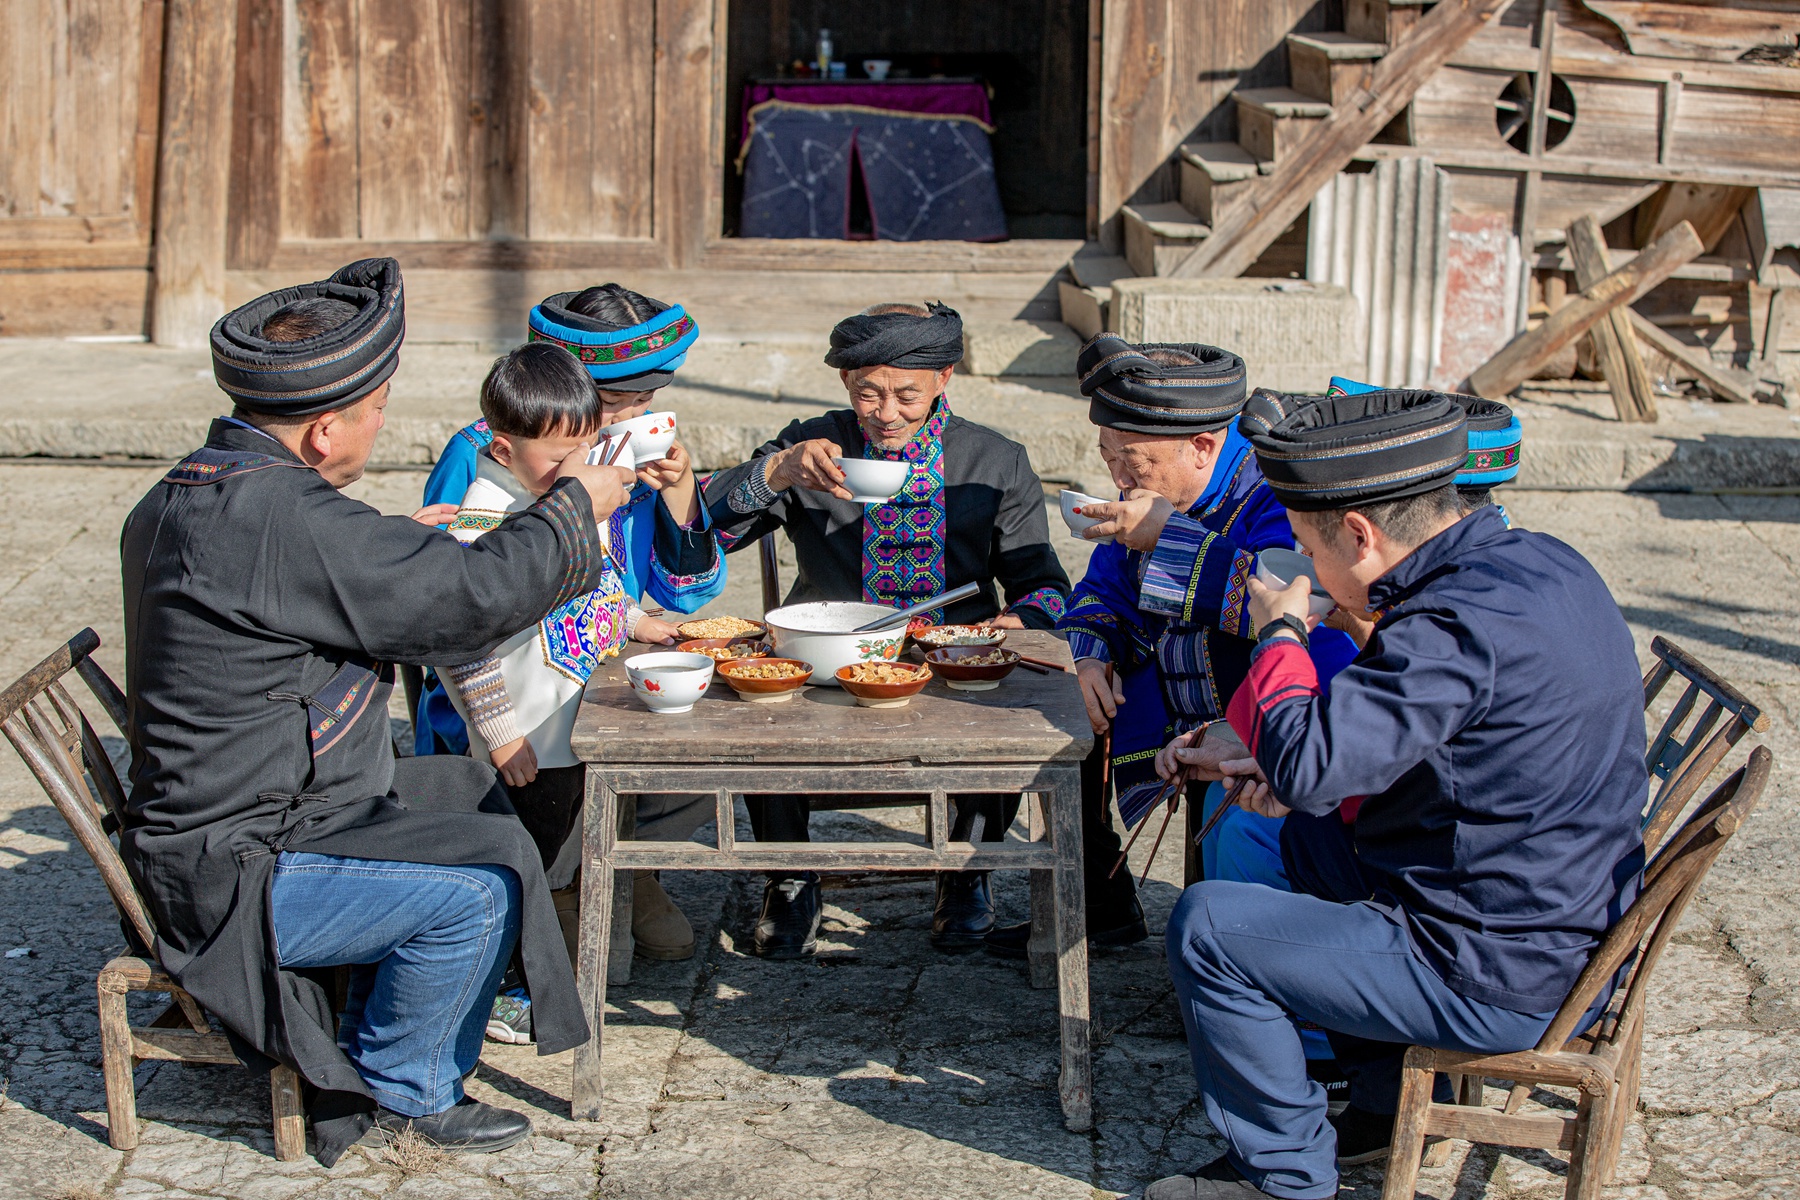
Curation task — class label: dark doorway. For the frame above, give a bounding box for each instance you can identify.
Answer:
[724,1,1090,240]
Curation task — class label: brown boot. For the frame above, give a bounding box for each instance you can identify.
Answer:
[632,871,695,960]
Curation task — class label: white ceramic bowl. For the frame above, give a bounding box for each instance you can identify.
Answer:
[1059,489,1113,542]
[592,411,677,468]
[623,651,715,713]
[763,602,907,687]
[863,59,892,80]
[1254,548,1336,619]
[832,457,911,504]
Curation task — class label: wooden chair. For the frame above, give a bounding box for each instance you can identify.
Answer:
[1640,634,1768,852]
[0,629,305,1160]
[1380,745,1773,1200]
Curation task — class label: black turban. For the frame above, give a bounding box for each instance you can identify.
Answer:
[210,257,405,416]
[1077,336,1249,435]
[1239,388,1468,512]
[824,301,964,370]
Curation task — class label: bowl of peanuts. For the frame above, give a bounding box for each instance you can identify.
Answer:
[921,646,1022,691]
[715,657,814,703]
[834,661,933,708]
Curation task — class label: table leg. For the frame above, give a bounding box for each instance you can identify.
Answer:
[571,773,618,1121]
[608,799,637,986]
[1027,790,1055,989]
[1049,764,1093,1132]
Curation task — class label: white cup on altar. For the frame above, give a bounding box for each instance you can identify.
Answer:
[832,457,910,504]
[864,59,892,81]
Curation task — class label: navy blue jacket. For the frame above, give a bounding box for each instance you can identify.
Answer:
[1227,506,1646,1012]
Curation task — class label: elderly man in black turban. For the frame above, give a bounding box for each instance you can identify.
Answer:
[704,301,1070,958]
[119,259,636,1163]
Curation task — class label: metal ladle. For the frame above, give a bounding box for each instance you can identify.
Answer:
[850,581,982,633]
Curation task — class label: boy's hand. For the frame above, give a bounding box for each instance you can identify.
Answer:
[409,503,460,527]
[637,440,694,492]
[1156,722,1250,783]
[490,737,538,788]
[1075,489,1175,550]
[763,439,853,500]
[1247,575,1315,638]
[1075,657,1124,734]
[633,615,680,645]
[1221,757,1288,818]
[554,445,636,517]
[1325,604,1378,649]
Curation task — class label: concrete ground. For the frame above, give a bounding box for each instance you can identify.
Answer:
[0,464,1796,1200]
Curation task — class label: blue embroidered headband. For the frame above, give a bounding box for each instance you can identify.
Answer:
[527,296,699,390]
[1327,376,1520,488]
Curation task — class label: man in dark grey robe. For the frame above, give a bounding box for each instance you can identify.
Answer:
[702,302,1071,959]
[119,259,634,1163]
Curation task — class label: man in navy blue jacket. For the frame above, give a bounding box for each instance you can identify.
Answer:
[1146,389,1646,1200]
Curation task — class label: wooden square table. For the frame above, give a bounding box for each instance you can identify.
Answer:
[568,628,1094,1130]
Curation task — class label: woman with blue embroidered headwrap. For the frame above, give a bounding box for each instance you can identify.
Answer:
[415,285,724,1025]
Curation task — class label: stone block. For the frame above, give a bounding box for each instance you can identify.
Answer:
[1111,278,1365,393]
[960,320,1082,378]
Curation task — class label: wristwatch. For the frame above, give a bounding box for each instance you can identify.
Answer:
[1256,613,1309,648]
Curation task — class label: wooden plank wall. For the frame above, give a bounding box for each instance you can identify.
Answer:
[1099,0,1340,244]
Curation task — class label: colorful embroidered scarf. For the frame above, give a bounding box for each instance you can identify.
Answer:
[861,400,950,619]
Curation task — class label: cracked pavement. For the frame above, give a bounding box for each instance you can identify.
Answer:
[0,466,1795,1199]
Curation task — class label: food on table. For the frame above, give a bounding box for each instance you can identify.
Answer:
[725,660,810,680]
[951,648,1014,666]
[691,642,773,661]
[916,624,1003,646]
[906,617,934,637]
[676,616,766,640]
[842,662,925,684]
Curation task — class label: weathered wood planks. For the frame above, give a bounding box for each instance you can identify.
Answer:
[1568,212,1659,422]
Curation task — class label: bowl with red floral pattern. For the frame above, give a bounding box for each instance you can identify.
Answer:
[624,651,714,714]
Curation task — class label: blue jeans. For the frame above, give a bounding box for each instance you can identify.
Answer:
[1165,882,1556,1199]
[271,853,520,1116]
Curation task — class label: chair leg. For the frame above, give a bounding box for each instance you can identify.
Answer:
[1598,1021,1644,1185]
[1379,1047,1435,1200]
[1502,1081,1530,1114]
[97,979,139,1150]
[270,1066,306,1161]
[1566,1080,1613,1200]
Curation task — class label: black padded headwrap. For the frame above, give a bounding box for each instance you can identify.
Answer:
[1239,388,1469,512]
[1077,336,1249,434]
[824,301,965,370]
[210,257,405,416]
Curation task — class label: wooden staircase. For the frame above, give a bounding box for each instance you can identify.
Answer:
[1114,0,1498,279]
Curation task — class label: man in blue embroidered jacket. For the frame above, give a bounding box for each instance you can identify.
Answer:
[702,302,1070,959]
[986,338,1354,959]
[1145,389,1646,1200]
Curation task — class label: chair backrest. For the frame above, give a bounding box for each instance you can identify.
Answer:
[1640,636,1768,853]
[757,532,782,616]
[0,628,159,956]
[1534,744,1771,1054]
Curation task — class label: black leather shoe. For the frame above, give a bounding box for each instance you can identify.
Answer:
[930,871,996,953]
[983,889,1148,959]
[752,873,821,959]
[375,1096,531,1153]
[1145,1154,1273,1199]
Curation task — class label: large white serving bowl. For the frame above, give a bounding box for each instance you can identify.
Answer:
[763,602,907,687]
[623,651,715,714]
[832,457,911,504]
[1254,548,1336,619]
[592,411,678,467]
[1059,489,1113,542]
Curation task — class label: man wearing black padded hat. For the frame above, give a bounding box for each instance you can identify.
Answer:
[704,301,1070,958]
[119,259,637,1163]
[1145,388,1646,1200]
[984,338,1355,960]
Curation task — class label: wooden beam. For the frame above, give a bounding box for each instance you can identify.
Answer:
[1467,220,1704,399]
[1172,0,1515,279]
[1568,214,1659,423]
[1626,311,1759,404]
[151,0,241,346]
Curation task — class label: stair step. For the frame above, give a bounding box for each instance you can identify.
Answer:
[1176,142,1271,226]
[1232,87,1336,119]
[1346,0,1431,45]
[1287,33,1387,104]
[1068,251,1133,291]
[1121,202,1211,278]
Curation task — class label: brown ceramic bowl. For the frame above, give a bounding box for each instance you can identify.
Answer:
[911,623,1008,651]
[923,646,1021,692]
[715,657,814,703]
[678,638,774,662]
[835,662,933,708]
[674,617,767,642]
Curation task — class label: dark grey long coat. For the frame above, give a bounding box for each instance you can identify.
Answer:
[119,421,606,1161]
